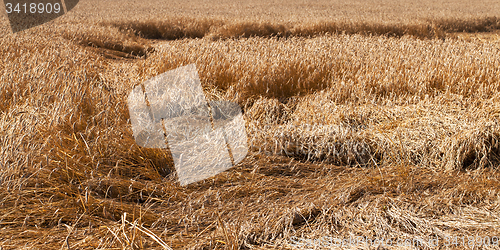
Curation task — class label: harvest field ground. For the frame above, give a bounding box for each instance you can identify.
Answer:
[1,0,500,249]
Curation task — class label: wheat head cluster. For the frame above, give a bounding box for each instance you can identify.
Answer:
[0,0,500,249]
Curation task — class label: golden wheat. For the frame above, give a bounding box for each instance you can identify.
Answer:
[1,0,500,248]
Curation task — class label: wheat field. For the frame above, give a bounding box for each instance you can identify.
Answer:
[1,0,500,249]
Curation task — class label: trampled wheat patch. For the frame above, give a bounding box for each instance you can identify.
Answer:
[1,0,500,248]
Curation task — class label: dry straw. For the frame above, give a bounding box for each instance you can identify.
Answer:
[1,1,500,248]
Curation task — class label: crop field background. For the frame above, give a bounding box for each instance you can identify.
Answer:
[1,0,500,249]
